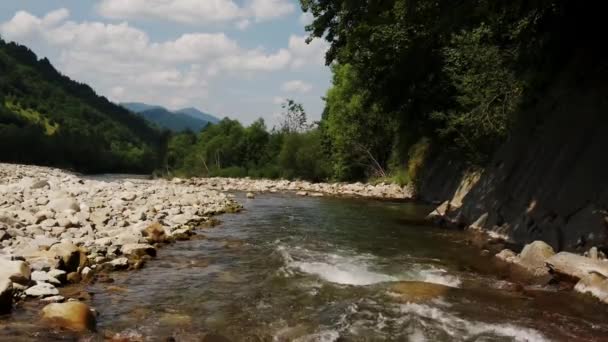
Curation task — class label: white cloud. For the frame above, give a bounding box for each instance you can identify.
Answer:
[281,80,312,93]
[272,96,285,105]
[0,9,330,122]
[299,12,313,26]
[97,0,241,24]
[236,19,251,30]
[287,34,328,68]
[96,0,294,26]
[247,0,295,22]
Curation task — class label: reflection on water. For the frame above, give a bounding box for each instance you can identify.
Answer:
[2,193,608,341]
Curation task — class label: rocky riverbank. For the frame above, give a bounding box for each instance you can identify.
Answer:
[0,163,412,331]
[0,163,240,330]
[183,177,413,200]
[429,204,608,306]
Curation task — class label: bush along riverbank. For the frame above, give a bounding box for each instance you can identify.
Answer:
[0,163,241,331]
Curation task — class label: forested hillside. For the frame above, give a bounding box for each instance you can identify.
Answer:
[0,39,165,173]
[301,0,605,186]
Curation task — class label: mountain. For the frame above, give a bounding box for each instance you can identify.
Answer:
[139,107,211,132]
[121,102,164,113]
[121,103,220,132]
[175,107,220,124]
[0,39,164,173]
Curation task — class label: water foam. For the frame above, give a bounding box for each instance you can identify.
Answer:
[417,267,462,288]
[276,244,462,288]
[398,303,549,342]
[290,260,397,286]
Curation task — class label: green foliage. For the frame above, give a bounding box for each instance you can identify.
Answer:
[165,102,331,182]
[324,64,397,181]
[0,39,163,173]
[302,0,600,186]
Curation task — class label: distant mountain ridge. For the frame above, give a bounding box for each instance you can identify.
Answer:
[122,102,220,132]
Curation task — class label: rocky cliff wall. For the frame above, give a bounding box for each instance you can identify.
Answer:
[419,80,608,253]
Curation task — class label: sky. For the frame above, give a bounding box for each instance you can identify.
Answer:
[0,0,331,126]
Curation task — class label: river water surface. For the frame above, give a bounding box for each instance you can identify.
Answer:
[3,193,608,341]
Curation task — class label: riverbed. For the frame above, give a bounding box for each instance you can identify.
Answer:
[3,192,608,341]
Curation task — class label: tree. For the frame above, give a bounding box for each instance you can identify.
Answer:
[279,99,308,133]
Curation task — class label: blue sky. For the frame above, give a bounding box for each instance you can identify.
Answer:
[0,0,331,125]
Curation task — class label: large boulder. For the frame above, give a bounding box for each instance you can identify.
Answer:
[495,241,555,276]
[49,242,87,272]
[546,252,608,280]
[0,259,31,285]
[518,241,555,275]
[41,302,97,332]
[0,279,13,314]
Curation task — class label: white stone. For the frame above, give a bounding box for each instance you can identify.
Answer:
[25,282,59,297]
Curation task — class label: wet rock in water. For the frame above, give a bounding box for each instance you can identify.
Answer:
[170,227,194,241]
[41,295,65,303]
[546,252,608,280]
[221,239,245,249]
[427,201,450,220]
[121,243,157,258]
[107,257,130,271]
[296,191,308,197]
[31,270,62,285]
[67,272,81,284]
[0,279,13,314]
[496,249,518,263]
[143,222,168,243]
[518,241,555,276]
[0,259,31,285]
[468,212,489,231]
[25,282,59,297]
[49,242,87,273]
[388,281,451,302]
[574,272,608,304]
[48,269,67,284]
[41,301,97,332]
[246,192,255,199]
[202,333,232,342]
[495,241,555,277]
[159,312,193,327]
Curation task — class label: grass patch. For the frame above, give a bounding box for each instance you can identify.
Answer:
[5,99,59,135]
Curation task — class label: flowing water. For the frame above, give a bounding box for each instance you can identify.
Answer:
[3,193,608,341]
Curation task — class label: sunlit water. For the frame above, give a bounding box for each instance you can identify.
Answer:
[2,193,608,341]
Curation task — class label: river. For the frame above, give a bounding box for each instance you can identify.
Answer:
[3,192,608,341]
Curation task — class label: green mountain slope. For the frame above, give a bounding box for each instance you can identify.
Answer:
[0,39,165,173]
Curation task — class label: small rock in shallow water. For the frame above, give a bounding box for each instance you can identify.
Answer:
[388,281,451,303]
[246,192,255,199]
[0,279,13,314]
[41,295,65,303]
[41,301,97,332]
[25,282,59,297]
[574,272,608,304]
[0,259,31,285]
[121,244,157,258]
